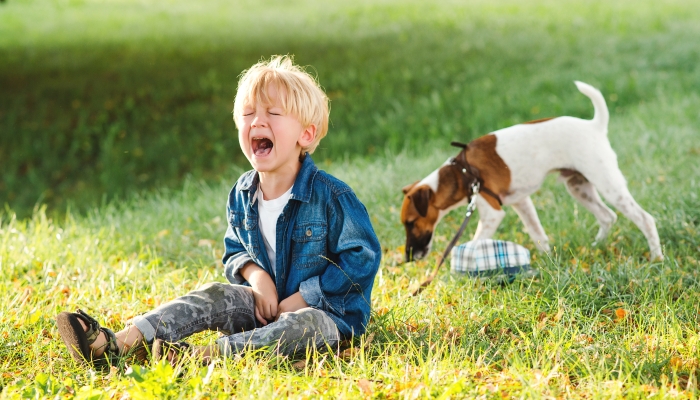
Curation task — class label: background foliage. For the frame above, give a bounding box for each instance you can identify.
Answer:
[2,0,699,217]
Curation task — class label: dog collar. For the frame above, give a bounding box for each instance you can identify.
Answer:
[448,153,503,206]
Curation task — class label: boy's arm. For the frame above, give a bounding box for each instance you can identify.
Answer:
[240,263,279,325]
[222,220,279,325]
[222,224,254,284]
[298,192,381,315]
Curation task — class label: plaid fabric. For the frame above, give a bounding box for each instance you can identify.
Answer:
[450,239,531,277]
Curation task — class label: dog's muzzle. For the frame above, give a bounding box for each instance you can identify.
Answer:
[405,232,433,262]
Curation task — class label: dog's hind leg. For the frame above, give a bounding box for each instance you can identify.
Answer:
[580,165,662,260]
[560,170,617,244]
[472,195,506,241]
[510,196,551,252]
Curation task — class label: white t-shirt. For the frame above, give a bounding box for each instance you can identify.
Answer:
[256,185,293,272]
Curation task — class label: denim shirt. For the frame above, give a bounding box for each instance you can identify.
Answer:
[222,154,382,338]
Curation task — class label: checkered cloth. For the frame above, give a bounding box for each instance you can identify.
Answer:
[450,239,532,277]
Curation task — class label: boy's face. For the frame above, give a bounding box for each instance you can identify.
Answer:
[238,85,315,175]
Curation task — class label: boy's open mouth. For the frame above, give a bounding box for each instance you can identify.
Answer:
[252,137,273,156]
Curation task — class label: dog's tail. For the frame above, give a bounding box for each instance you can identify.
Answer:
[575,81,609,131]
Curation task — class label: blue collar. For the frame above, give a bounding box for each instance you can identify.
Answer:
[238,153,318,203]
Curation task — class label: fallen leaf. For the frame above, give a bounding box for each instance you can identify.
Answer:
[615,308,627,321]
[375,307,389,317]
[670,356,683,369]
[103,366,119,382]
[553,309,564,322]
[358,379,372,396]
[578,334,594,344]
[445,326,462,341]
[363,332,376,348]
[341,347,360,360]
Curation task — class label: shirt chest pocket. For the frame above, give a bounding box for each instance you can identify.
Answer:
[229,211,259,257]
[292,222,328,269]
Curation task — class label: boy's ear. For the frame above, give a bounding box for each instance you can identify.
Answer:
[298,124,317,147]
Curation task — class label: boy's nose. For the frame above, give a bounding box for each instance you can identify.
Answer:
[251,114,268,128]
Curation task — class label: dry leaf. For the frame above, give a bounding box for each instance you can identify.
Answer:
[553,309,564,322]
[578,334,594,344]
[363,332,376,348]
[445,326,461,341]
[479,324,489,335]
[375,307,389,317]
[615,308,627,321]
[639,384,658,394]
[358,379,372,396]
[670,356,683,369]
[341,347,360,360]
[103,366,119,382]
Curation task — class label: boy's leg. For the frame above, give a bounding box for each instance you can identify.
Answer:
[216,307,340,357]
[132,282,257,344]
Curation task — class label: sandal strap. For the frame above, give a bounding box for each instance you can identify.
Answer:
[101,327,120,356]
[75,309,120,357]
[75,309,102,345]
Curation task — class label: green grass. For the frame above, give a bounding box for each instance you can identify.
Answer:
[2,0,700,398]
[1,91,699,397]
[2,0,700,217]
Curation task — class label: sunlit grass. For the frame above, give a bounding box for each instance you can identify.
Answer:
[1,85,699,397]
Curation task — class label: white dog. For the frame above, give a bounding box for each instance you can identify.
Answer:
[401,81,662,262]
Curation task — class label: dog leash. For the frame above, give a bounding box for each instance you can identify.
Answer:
[410,182,480,296]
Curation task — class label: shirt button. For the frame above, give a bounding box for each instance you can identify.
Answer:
[306,229,312,237]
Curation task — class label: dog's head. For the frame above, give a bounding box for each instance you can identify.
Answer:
[401,143,479,262]
[400,181,440,262]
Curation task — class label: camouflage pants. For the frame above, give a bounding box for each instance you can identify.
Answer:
[131,282,340,357]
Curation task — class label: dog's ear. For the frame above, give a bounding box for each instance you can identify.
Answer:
[409,186,433,217]
[451,141,468,149]
[402,181,419,194]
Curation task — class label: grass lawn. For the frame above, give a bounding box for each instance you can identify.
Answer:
[2,0,700,398]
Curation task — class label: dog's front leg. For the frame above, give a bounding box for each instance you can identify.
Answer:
[472,195,506,241]
[511,196,551,252]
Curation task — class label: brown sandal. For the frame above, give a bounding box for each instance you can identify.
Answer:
[56,309,120,367]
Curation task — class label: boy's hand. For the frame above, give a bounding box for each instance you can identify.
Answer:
[241,263,278,325]
[276,292,309,320]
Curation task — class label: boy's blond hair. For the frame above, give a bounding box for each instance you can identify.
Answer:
[233,55,330,155]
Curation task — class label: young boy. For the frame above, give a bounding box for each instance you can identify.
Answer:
[56,56,382,365]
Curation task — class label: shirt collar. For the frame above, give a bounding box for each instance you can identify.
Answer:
[238,153,318,204]
[290,153,317,203]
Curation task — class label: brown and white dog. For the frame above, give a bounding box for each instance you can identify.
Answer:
[401,81,662,262]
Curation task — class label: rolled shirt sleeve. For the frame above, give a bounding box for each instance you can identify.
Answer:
[222,214,253,285]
